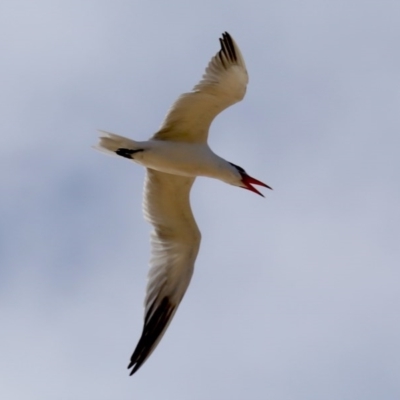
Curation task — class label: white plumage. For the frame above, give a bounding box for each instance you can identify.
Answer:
[96,32,271,375]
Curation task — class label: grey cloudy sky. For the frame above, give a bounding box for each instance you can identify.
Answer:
[1,1,399,399]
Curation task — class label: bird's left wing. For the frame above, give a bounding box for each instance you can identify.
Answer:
[152,32,249,143]
[128,169,201,375]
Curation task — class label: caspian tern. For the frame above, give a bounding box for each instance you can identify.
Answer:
[96,32,271,375]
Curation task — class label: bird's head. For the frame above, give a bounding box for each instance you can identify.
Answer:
[229,163,272,197]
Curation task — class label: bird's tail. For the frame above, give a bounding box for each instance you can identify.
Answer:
[95,131,143,159]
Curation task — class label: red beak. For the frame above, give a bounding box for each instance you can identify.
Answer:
[241,174,272,197]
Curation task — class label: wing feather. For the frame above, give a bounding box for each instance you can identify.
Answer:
[152,32,248,143]
[128,169,201,375]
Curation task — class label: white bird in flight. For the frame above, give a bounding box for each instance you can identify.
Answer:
[96,32,272,375]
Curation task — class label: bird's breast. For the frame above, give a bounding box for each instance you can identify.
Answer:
[135,140,229,180]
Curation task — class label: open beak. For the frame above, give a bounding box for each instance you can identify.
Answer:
[241,174,272,197]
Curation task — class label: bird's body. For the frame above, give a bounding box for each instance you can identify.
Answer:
[96,32,271,375]
[100,137,240,183]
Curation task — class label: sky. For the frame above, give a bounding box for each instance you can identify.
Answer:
[1,1,400,399]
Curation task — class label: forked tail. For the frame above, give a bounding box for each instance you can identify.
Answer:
[95,131,144,159]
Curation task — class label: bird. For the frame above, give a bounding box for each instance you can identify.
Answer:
[95,32,272,376]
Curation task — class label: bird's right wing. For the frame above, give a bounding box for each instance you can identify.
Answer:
[152,32,249,144]
[128,169,201,375]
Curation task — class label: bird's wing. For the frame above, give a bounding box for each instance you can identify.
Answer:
[152,32,248,144]
[128,169,201,375]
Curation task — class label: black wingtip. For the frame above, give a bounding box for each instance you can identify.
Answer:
[219,32,237,63]
[127,297,176,376]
